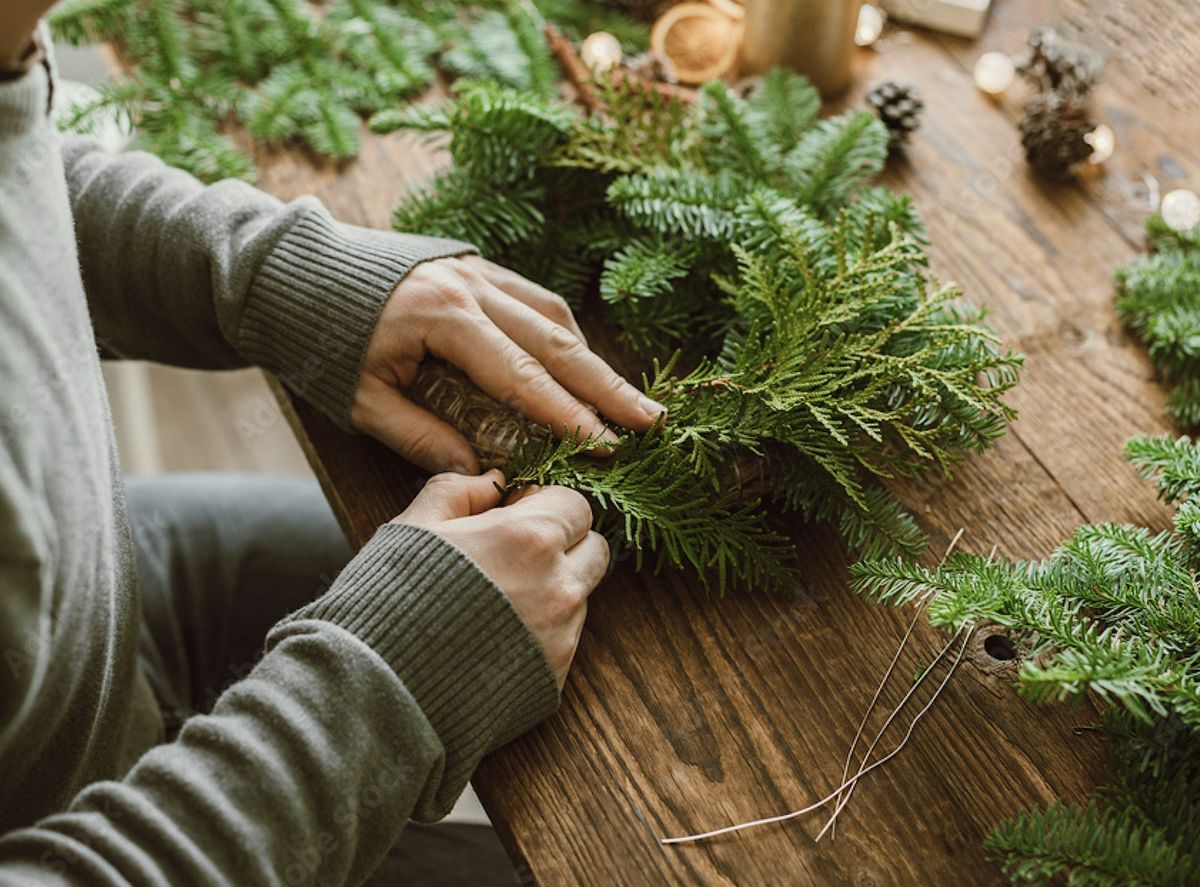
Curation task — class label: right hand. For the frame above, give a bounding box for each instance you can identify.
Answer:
[393,470,609,686]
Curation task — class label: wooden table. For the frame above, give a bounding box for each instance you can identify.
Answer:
[249,1,1200,882]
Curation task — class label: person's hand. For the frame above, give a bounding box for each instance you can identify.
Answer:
[394,470,607,686]
[352,254,665,474]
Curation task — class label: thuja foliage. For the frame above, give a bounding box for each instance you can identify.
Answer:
[376,73,1022,591]
[1116,214,1200,427]
[852,435,1200,884]
[48,0,647,182]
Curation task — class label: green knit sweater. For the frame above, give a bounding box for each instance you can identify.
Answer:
[0,36,558,885]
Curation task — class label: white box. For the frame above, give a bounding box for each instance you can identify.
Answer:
[880,0,994,39]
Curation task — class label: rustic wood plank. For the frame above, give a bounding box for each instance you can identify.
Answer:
[237,2,1200,882]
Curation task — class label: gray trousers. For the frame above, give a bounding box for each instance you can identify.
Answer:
[126,474,518,887]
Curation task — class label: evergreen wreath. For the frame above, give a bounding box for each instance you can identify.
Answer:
[853,435,1200,884]
[48,0,649,182]
[1116,214,1200,427]
[372,73,1023,593]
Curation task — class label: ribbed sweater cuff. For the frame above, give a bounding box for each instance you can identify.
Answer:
[284,523,558,778]
[241,211,477,428]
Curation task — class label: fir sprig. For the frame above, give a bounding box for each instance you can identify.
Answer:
[1117,214,1200,426]
[49,0,649,181]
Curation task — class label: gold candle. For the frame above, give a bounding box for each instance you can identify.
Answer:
[740,0,863,97]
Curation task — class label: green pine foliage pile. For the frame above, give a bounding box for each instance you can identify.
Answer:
[48,0,648,182]
[853,434,1200,884]
[1116,214,1200,427]
[374,73,1023,592]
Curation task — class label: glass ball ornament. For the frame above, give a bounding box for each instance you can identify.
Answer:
[1084,124,1115,164]
[855,4,885,47]
[974,51,1015,96]
[580,31,623,73]
[1161,189,1200,233]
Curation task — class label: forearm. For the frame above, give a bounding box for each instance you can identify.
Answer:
[64,137,475,425]
[0,526,558,886]
[0,626,445,886]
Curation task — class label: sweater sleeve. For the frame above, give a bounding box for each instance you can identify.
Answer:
[0,525,559,886]
[62,137,477,428]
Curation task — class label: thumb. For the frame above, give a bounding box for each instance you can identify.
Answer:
[397,469,506,525]
[353,381,480,475]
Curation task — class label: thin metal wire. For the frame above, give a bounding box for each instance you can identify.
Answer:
[660,626,971,846]
[828,528,965,840]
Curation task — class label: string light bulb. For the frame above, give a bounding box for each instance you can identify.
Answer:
[580,31,623,73]
[973,51,1015,96]
[1161,189,1200,233]
[855,4,885,47]
[1084,123,1114,164]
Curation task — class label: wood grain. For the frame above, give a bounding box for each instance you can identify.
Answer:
[250,2,1199,882]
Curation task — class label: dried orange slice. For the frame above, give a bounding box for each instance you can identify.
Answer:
[650,2,743,85]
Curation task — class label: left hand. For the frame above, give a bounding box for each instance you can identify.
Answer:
[351,254,664,474]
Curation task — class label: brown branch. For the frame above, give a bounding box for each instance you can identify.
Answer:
[543,23,698,112]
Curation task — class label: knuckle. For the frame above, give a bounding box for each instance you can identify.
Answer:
[544,325,586,370]
[504,353,553,412]
[564,490,593,525]
[548,294,573,321]
[518,520,559,555]
[549,583,582,622]
[403,425,441,464]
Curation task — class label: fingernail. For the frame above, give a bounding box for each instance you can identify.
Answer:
[449,461,475,475]
[638,395,666,422]
[599,427,620,444]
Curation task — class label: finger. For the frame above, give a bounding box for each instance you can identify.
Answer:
[427,309,619,445]
[505,485,594,548]
[400,469,505,523]
[564,530,611,596]
[354,380,480,475]
[465,256,588,343]
[477,286,664,433]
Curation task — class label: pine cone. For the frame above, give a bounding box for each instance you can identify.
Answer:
[1016,26,1101,96]
[1020,91,1095,178]
[866,81,923,150]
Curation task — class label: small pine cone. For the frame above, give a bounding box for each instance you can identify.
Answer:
[1016,26,1101,96]
[866,81,924,150]
[1020,91,1095,178]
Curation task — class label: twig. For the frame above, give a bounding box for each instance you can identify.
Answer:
[543,23,698,114]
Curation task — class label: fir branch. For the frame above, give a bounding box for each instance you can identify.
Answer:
[986,801,1197,886]
[48,0,131,44]
[1117,216,1200,427]
[785,111,890,217]
[744,68,821,155]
